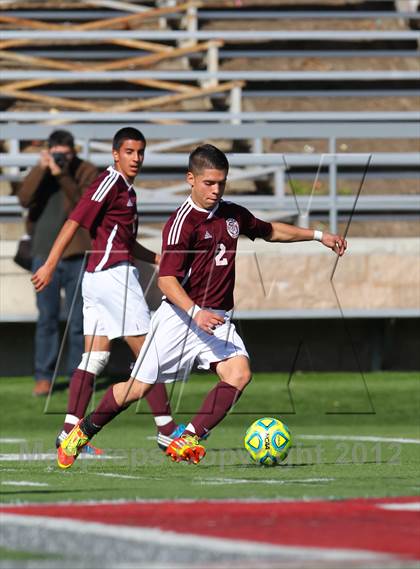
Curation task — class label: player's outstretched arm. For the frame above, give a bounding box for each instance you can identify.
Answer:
[158,275,224,334]
[31,219,81,292]
[267,222,347,256]
[131,241,160,265]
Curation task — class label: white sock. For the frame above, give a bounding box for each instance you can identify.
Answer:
[64,414,79,426]
[154,415,173,427]
[186,422,196,434]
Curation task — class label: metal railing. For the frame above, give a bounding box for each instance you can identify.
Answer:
[3,8,420,22]
[2,118,419,232]
[2,70,419,82]
[2,30,420,41]
[2,111,418,122]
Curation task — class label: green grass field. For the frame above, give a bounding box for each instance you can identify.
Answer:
[1,372,419,504]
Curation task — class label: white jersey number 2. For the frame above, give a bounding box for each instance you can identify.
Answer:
[215,243,228,266]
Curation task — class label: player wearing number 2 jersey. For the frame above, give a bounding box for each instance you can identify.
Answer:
[57,144,347,468]
[160,196,271,311]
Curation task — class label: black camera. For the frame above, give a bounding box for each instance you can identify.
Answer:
[51,152,68,169]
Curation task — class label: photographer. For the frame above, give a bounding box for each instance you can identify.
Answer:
[17,130,98,396]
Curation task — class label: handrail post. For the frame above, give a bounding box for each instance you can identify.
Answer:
[252,138,263,154]
[329,136,338,233]
[80,137,90,161]
[274,167,285,201]
[157,0,176,30]
[181,3,198,47]
[229,83,242,125]
[6,124,19,181]
[204,41,220,88]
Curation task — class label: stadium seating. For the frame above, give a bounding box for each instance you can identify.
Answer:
[1,0,419,333]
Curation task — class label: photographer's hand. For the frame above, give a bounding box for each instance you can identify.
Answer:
[39,150,51,170]
[47,153,62,177]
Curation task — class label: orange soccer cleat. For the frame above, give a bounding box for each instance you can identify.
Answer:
[166,434,206,465]
[57,421,89,469]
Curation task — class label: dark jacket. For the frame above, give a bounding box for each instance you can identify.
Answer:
[17,157,98,260]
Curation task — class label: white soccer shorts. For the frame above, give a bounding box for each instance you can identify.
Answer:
[131,301,249,384]
[82,262,150,340]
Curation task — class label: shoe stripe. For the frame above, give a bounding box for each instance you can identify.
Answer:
[157,434,173,444]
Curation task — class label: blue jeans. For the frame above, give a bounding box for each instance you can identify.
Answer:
[32,255,84,382]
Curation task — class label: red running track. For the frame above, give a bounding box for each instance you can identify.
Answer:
[2,496,419,560]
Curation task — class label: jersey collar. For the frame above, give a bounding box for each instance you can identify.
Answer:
[187,195,221,219]
[107,165,133,190]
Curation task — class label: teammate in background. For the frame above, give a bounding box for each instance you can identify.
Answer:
[18,130,98,396]
[32,127,182,454]
[55,144,347,469]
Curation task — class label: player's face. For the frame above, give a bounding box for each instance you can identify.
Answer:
[187,168,227,210]
[113,139,145,182]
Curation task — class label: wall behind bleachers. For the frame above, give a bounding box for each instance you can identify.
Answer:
[1,317,418,377]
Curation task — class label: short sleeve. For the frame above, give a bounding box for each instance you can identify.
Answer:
[237,205,272,241]
[159,213,192,278]
[69,174,114,230]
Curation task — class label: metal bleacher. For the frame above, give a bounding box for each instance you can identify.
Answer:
[0,0,419,333]
[1,0,419,232]
[1,29,420,100]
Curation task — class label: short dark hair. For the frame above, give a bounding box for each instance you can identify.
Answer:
[48,129,74,149]
[112,127,146,151]
[188,144,229,175]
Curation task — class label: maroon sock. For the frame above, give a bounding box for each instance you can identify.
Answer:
[63,368,95,433]
[187,381,243,438]
[87,386,124,430]
[145,383,177,436]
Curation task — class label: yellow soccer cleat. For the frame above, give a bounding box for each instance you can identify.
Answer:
[166,434,206,465]
[57,421,89,469]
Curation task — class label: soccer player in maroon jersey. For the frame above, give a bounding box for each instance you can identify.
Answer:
[31,127,181,456]
[55,144,347,468]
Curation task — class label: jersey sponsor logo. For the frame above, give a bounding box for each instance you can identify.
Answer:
[204,230,212,239]
[226,218,239,239]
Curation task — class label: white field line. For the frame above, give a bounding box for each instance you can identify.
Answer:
[0,438,27,443]
[148,434,419,445]
[94,473,164,481]
[0,453,122,461]
[2,481,49,487]
[0,513,397,564]
[195,477,335,486]
[297,435,420,444]
[378,502,420,511]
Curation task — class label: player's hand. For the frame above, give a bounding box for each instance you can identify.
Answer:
[194,309,225,335]
[155,253,161,266]
[31,264,53,292]
[321,233,347,256]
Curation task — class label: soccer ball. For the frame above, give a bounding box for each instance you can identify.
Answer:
[244,417,292,466]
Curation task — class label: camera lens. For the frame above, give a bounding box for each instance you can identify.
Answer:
[51,152,67,168]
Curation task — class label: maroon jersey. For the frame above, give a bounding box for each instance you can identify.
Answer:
[160,197,272,310]
[69,166,138,272]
